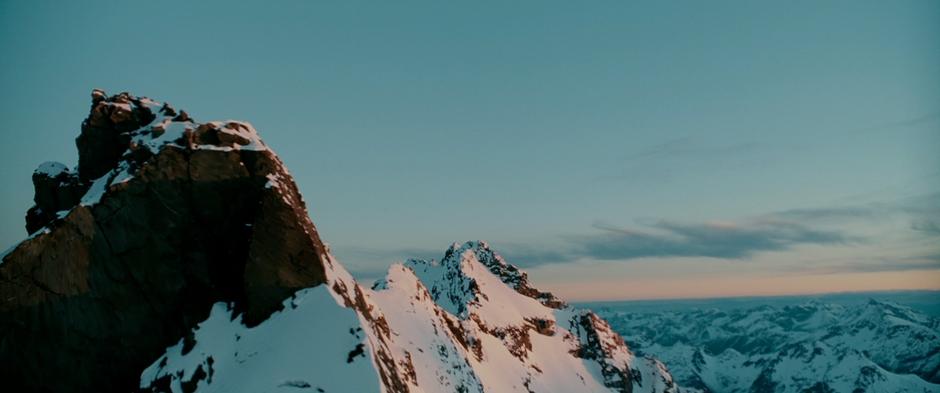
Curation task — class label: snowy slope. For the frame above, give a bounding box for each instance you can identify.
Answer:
[374,241,677,393]
[597,300,940,393]
[141,242,680,393]
[139,286,382,393]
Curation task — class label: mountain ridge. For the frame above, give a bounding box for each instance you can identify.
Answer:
[0,91,677,393]
[143,239,681,393]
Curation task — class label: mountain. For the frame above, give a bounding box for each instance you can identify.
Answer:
[0,90,678,393]
[596,299,940,393]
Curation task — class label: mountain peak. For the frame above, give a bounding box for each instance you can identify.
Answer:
[2,92,675,393]
[436,240,567,310]
[365,242,677,393]
[2,90,332,392]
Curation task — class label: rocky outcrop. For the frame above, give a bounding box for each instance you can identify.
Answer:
[76,89,157,181]
[0,91,330,393]
[25,162,86,233]
[444,241,567,309]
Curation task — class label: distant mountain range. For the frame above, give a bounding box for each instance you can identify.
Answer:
[595,297,940,393]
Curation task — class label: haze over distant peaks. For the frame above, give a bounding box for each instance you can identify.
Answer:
[599,299,940,393]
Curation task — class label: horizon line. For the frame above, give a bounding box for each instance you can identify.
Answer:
[570,287,940,304]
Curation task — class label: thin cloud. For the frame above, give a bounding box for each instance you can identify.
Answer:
[623,137,759,162]
[809,254,940,275]
[497,246,570,268]
[858,111,940,133]
[602,136,778,182]
[504,193,938,267]
[771,192,940,238]
[335,193,938,275]
[608,112,939,183]
[572,219,856,261]
[481,219,858,267]
[911,219,940,235]
[772,205,890,221]
[330,245,442,277]
[893,112,940,127]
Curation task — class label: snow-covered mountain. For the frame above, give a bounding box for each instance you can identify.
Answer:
[142,241,679,393]
[596,300,940,393]
[0,90,677,393]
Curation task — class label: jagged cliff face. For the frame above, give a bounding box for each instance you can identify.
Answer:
[1,91,331,392]
[0,92,677,393]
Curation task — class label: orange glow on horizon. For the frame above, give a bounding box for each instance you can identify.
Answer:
[542,269,940,302]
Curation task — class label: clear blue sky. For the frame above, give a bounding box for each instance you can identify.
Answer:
[1,1,937,299]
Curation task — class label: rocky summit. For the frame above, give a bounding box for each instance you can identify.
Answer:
[0,91,678,393]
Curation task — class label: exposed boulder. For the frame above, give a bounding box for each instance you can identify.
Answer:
[76,91,158,181]
[25,162,86,233]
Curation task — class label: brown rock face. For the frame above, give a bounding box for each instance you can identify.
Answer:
[76,90,156,181]
[571,313,637,393]
[0,91,330,392]
[25,162,86,234]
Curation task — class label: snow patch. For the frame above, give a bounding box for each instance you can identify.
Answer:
[34,161,69,177]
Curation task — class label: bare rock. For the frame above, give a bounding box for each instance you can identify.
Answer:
[75,90,157,181]
[25,162,86,233]
[1,91,330,393]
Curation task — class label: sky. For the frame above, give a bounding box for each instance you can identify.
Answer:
[0,0,937,301]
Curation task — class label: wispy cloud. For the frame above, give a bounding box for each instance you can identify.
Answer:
[496,246,570,267]
[570,219,856,261]
[623,136,759,162]
[857,111,940,133]
[606,112,940,183]
[601,136,786,182]
[335,193,940,276]
[501,193,940,268]
[469,218,859,268]
[335,242,572,274]
[911,219,940,235]
[772,205,891,221]
[329,245,442,278]
[802,253,940,275]
[901,193,940,237]
[892,112,940,128]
